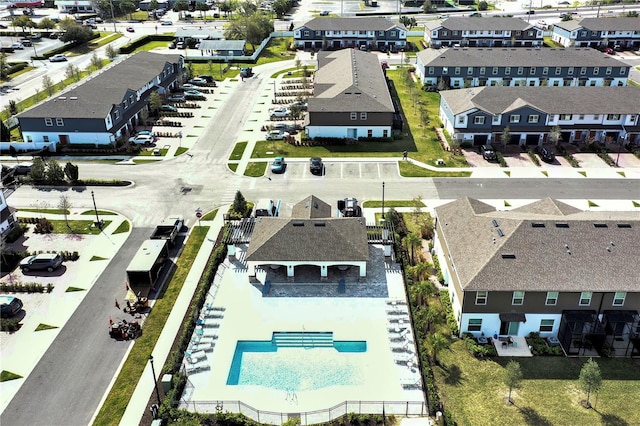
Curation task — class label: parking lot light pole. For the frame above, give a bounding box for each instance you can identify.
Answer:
[381,181,385,221]
[149,355,161,405]
[91,190,101,229]
[110,0,117,32]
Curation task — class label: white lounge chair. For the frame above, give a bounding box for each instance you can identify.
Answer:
[185,350,207,364]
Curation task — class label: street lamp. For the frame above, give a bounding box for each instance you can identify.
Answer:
[381,181,386,220]
[149,355,161,405]
[109,0,117,32]
[91,190,102,229]
[178,131,182,148]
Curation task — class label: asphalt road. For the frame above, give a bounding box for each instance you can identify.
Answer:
[0,227,153,426]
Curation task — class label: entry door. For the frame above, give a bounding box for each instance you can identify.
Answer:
[347,128,357,139]
[508,322,520,335]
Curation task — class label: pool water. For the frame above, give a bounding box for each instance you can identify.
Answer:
[227,339,367,391]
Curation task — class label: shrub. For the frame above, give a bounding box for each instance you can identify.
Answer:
[440,289,459,336]
[527,149,541,166]
[1,318,20,332]
[496,151,508,167]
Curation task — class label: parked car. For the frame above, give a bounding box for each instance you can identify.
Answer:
[270,108,290,119]
[181,83,198,90]
[184,89,202,96]
[10,42,24,50]
[289,101,308,111]
[167,95,186,103]
[49,54,67,62]
[19,253,63,273]
[13,162,32,175]
[537,20,547,26]
[198,74,214,83]
[126,26,135,32]
[469,12,482,17]
[176,41,185,49]
[536,146,556,163]
[129,134,155,145]
[271,156,286,173]
[310,157,323,175]
[153,148,161,156]
[0,296,23,318]
[604,47,615,55]
[480,144,497,161]
[525,10,535,14]
[20,39,32,47]
[265,130,287,140]
[160,104,178,112]
[271,123,295,132]
[319,10,330,15]
[240,67,253,78]
[168,42,176,49]
[161,20,173,25]
[188,77,208,86]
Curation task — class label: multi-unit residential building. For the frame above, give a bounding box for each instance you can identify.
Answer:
[424,17,545,48]
[16,52,184,150]
[552,17,640,49]
[416,47,630,88]
[434,197,640,357]
[293,17,407,51]
[306,49,397,139]
[0,190,17,238]
[439,86,640,146]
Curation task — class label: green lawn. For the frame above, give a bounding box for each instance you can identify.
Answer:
[18,208,69,215]
[229,142,247,161]
[362,200,426,208]
[18,219,112,235]
[244,162,267,177]
[399,161,471,177]
[437,340,640,426]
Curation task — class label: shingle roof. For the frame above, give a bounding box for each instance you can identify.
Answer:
[175,28,223,39]
[245,217,369,262]
[417,47,628,68]
[440,86,640,115]
[297,17,405,32]
[435,198,640,292]
[291,195,332,219]
[198,39,246,51]
[561,17,640,31]
[308,49,395,113]
[426,17,539,31]
[18,52,182,119]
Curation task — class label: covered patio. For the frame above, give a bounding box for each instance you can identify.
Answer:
[602,310,640,357]
[558,310,606,357]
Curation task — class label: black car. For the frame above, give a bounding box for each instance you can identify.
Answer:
[536,146,556,163]
[309,157,323,175]
[479,144,497,161]
[1,296,23,318]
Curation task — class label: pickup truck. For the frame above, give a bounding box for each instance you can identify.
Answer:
[150,215,184,245]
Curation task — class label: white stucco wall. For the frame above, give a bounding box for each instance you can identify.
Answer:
[306,125,391,139]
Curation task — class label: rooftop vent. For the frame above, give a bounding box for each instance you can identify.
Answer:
[501,253,516,259]
[594,223,608,228]
[532,222,545,228]
[292,221,305,227]
[314,222,326,227]
[492,219,499,227]
[555,223,569,228]
[70,96,78,100]
[617,223,631,228]
[497,228,504,237]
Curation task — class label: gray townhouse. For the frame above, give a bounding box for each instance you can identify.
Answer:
[306,48,396,139]
[434,197,640,357]
[424,17,545,48]
[552,17,640,49]
[17,52,184,150]
[293,17,407,52]
[416,47,630,89]
[438,86,640,146]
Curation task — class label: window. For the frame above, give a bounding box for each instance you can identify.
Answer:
[378,31,384,36]
[512,291,525,305]
[360,112,367,120]
[607,114,620,120]
[315,31,321,36]
[568,67,574,75]
[428,67,434,75]
[44,118,53,126]
[474,116,485,124]
[383,129,388,138]
[510,115,520,123]
[528,80,536,86]
[475,291,488,305]
[505,67,511,75]
[43,136,49,142]
[543,67,548,75]
[390,31,396,36]
[577,114,584,120]
[580,67,587,75]
[442,30,448,36]
[593,67,599,75]
[468,319,482,332]
[540,319,554,332]
[559,114,572,120]
[580,30,587,37]
[492,67,498,75]
[467,67,473,75]
[458,117,465,124]
[579,292,592,306]
[55,118,64,126]
[350,112,357,120]
[620,67,626,75]
[480,67,486,75]
[605,67,612,75]
[517,67,524,75]
[555,67,561,75]
[367,129,373,138]
[455,67,461,75]
[613,292,626,306]
[530,67,536,75]
[545,291,558,305]
[452,30,459,36]
[443,67,448,75]
[594,114,600,120]
[303,30,309,36]
[528,115,539,123]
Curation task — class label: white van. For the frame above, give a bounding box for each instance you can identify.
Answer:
[265,130,288,140]
[253,199,281,217]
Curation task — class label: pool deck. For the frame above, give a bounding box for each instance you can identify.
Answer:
[180,243,426,419]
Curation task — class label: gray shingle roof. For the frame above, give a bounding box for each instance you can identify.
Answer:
[291,195,332,219]
[308,49,395,113]
[18,52,182,119]
[435,198,640,292]
[245,217,369,262]
[198,39,246,51]
[297,17,405,32]
[417,47,628,68]
[556,17,640,31]
[440,86,640,115]
[426,17,539,31]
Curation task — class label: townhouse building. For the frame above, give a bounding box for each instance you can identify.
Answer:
[552,17,640,49]
[415,47,630,88]
[293,18,407,51]
[424,17,545,48]
[434,197,640,357]
[0,190,17,238]
[438,86,640,146]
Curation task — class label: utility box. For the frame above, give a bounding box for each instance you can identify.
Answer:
[162,374,172,392]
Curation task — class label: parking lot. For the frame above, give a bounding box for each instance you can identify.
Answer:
[264,159,401,180]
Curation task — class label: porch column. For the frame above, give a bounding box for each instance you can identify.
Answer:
[320,265,328,281]
[287,264,295,277]
[359,264,366,277]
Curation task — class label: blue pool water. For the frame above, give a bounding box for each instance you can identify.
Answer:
[226,335,367,391]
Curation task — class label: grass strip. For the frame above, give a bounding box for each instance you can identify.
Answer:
[93,226,209,426]
[35,323,58,331]
[399,161,471,177]
[0,371,23,382]
[229,142,247,161]
[244,162,267,177]
[81,210,117,215]
[112,220,130,235]
[17,208,69,215]
[201,209,218,221]
[362,200,426,208]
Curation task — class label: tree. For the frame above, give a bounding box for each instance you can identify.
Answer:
[64,162,79,182]
[504,360,523,404]
[90,53,103,71]
[29,157,46,183]
[0,53,8,80]
[60,23,94,45]
[403,232,422,265]
[57,17,77,31]
[173,0,189,14]
[579,358,602,408]
[149,0,159,14]
[65,63,82,82]
[1,119,10,141]
[232,191,247,216]
[120,1,136,20]
[289,104,303,129]
[42,74,55,97]
[549,125,562,146]
[11,15,35,32]
[425,333,449,365]
[272,0,291,18]
[149,91,163,114]
[239,1,257,16]
[218,1,234,17]
[38,18,57,30]
[502,126,511,146]
[196,2,209,19]
[58,195,73,231]
[46,159,65,184]
[478,0,488,10]
[105,44,117,60]
[399,16,417,29]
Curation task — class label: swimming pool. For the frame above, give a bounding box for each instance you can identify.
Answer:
[226,332,367,391]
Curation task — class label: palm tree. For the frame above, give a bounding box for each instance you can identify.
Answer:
[403,232,422,265]
[426,333,449,365]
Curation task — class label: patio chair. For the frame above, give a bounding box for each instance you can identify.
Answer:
[185,360,211,375]
[189,341,214,353]
[185,350,206,364]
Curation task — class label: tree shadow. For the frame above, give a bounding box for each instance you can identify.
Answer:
[518,406,553,426]
[441,363,463,386]
[594,409,629,426]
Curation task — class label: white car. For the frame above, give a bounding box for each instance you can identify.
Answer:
[49,54,67,62]
[10,42,24,50]
[537,20,547,27]
[161,20,173,25]
[270,108,290,118]
[128,134,155,145]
